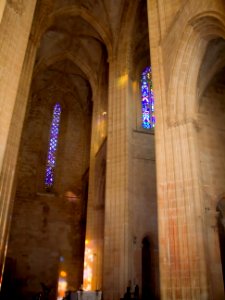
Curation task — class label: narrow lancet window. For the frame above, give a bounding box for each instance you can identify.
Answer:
[141,66,155,129]
[45,103,61,188]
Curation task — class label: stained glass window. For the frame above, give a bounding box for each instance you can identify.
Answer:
[45,103,61,188]
[141,66,155,129]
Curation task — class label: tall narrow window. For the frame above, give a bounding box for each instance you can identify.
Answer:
[141,66,155,129]
[45,103,61,189]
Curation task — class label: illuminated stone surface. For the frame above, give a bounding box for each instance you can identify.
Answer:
[0,1,224,300]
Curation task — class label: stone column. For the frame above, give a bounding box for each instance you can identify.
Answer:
[156,121,209,299]
[0,0,37,172]
[0,0,6,23]
[147,1,210,298]
[84,86,105,291]
[103,58,133,300]
[0,0,38,276]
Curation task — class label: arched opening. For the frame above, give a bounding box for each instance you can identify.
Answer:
[198,37,225,298]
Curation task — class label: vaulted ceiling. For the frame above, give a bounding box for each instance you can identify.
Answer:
[31,0,148,114]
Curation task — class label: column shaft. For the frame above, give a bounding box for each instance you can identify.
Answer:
[103,60,132,300]
[0,0,37,171]
[0,36,38,276]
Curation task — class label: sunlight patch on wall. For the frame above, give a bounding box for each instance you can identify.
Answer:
[83,240,94,290]
[57,256,68,300]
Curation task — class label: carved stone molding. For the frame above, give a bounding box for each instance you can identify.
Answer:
[8,0,24,15]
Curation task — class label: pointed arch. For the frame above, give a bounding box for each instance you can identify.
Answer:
[167,12,225,126]
[33,52,98,97]
[34,5,113,59]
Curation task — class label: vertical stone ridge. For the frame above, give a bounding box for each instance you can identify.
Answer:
[0,38,37,276]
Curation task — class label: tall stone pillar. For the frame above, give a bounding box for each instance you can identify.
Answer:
[0,0,37,277]
[103,58,133,300]
[84,86,106,291]
[0,0,37,172]
[147,1,210,298]
[0,0,6,23]
[157,121,209,299]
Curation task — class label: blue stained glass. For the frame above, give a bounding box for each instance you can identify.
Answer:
[141,66,155,129]
[45,103,61,188]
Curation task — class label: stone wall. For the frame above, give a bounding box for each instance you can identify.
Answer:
[132,130,158,298]
[2,90,91,300]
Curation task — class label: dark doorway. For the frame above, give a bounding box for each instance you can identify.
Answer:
[217,198,225,287]
[0,257,17,300]
[218,220,225,286]
[142,236,152,300]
